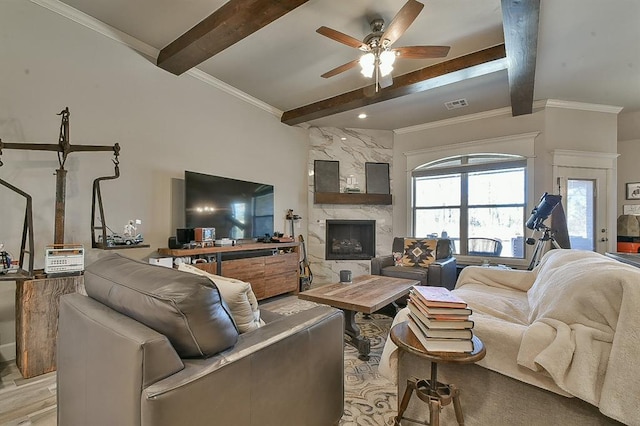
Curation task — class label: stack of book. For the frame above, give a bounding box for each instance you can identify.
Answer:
[406,286,475,353]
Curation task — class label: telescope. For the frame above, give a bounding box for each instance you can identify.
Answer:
[526,192,562,231]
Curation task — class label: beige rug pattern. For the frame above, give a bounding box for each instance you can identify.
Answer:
[262,297,397,426]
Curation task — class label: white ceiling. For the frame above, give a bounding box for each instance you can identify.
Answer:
[54,0,640,130]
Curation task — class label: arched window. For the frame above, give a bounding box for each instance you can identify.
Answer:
[412,154,527,259]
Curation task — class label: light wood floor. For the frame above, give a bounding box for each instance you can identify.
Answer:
[0,362,56,426]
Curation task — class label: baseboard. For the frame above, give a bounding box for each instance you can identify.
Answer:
[0,342,16,362]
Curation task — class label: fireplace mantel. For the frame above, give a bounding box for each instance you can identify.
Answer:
[314,192,392,205]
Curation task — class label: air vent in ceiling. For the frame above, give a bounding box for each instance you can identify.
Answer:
[444,98,469,110]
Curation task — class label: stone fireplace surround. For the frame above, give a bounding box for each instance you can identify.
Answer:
[307,127,393,284]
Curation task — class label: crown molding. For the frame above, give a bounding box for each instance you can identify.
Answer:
[29,0,282,119]
[543,99,623,114]
[30,0,159,58]
[394,98,623,135]
[394,100,547,135]
[187,69,282,117]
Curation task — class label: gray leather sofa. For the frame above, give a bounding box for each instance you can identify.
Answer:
[57,253,345,426]
[370,237,457,290]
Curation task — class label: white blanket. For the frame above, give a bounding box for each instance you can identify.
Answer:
[379,250,640,425]
[519,250,640,425]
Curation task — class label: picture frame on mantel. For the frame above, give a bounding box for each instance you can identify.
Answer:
[314,160,340,193]
[365,162,390,194]
[626,182,640,200]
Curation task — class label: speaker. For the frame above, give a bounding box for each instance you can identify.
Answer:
[365,162,390,194]
[176,228,194,244]
[314,160,340,193]
[168,236,181,249]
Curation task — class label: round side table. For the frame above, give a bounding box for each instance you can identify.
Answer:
[390,322,486,426]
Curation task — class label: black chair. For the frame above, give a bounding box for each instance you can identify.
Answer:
[370,237,457,290]
[468,237,503,257]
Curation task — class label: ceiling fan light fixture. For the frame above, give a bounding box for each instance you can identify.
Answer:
[359,52,375,78]
[379,50,396,77]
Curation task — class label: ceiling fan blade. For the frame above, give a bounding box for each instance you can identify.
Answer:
[321,59,360,78]
[380,0,425,47]
[394,45,451,59]
[316,26,369,51]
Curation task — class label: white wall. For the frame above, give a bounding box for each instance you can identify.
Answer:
[617,111,640,216]
[0,0,309,361]
[392,104,619,253]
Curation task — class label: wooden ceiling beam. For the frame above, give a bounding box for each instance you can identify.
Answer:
[501,0,540,116]
[281,44,507,126]
[157,0,310,75]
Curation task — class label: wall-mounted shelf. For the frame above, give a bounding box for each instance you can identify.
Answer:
[314,192,392,205]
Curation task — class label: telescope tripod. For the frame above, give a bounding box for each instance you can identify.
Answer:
[527,225,562,270]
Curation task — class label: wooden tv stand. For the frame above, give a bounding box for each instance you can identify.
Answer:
[158,242,300,300]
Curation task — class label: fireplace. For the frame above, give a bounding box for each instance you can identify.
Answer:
[325,220,376,260]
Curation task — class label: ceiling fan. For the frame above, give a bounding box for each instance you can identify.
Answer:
[317,0,450,91]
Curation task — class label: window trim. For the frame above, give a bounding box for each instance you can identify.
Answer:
[404,133,538,267]
[412,158,527,257]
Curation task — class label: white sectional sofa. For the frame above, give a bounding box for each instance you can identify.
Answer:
[380,249,640,426]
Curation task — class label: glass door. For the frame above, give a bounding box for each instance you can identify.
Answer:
[557,167,608,254]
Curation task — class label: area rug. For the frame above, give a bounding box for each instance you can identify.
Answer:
[262,297,397,426]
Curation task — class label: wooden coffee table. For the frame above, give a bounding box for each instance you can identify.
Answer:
[298,275,419,360]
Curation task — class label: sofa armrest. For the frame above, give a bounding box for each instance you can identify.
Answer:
[58,293,185,426]
[427,257,458,290]
[371,254,394,275]
[141,306,345,426]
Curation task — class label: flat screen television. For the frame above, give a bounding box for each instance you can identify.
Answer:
[185,171,274,240]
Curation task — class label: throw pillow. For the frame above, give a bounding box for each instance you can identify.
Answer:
[393,252,404,266]
[401,238,437,267]
[178,263,263,333]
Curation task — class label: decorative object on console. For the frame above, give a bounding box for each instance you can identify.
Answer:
[194,227,215,243]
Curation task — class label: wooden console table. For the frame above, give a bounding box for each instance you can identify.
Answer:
[158,242,299,300]
[15,274,84,378]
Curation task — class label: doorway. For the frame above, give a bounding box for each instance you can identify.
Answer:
[556,167,608,254]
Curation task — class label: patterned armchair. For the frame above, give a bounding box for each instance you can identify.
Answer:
[370,237,457,290]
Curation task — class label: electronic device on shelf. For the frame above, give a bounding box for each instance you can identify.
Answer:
[194,227,215,243]
[214,238,235,247]
[45,244,84,275]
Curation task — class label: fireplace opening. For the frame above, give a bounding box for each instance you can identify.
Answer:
[326,220,375,260]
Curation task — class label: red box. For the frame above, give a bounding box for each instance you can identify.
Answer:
[617,242,640,253]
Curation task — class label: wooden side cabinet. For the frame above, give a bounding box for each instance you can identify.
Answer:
[159,242,300,300]
[15,275,85,379]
